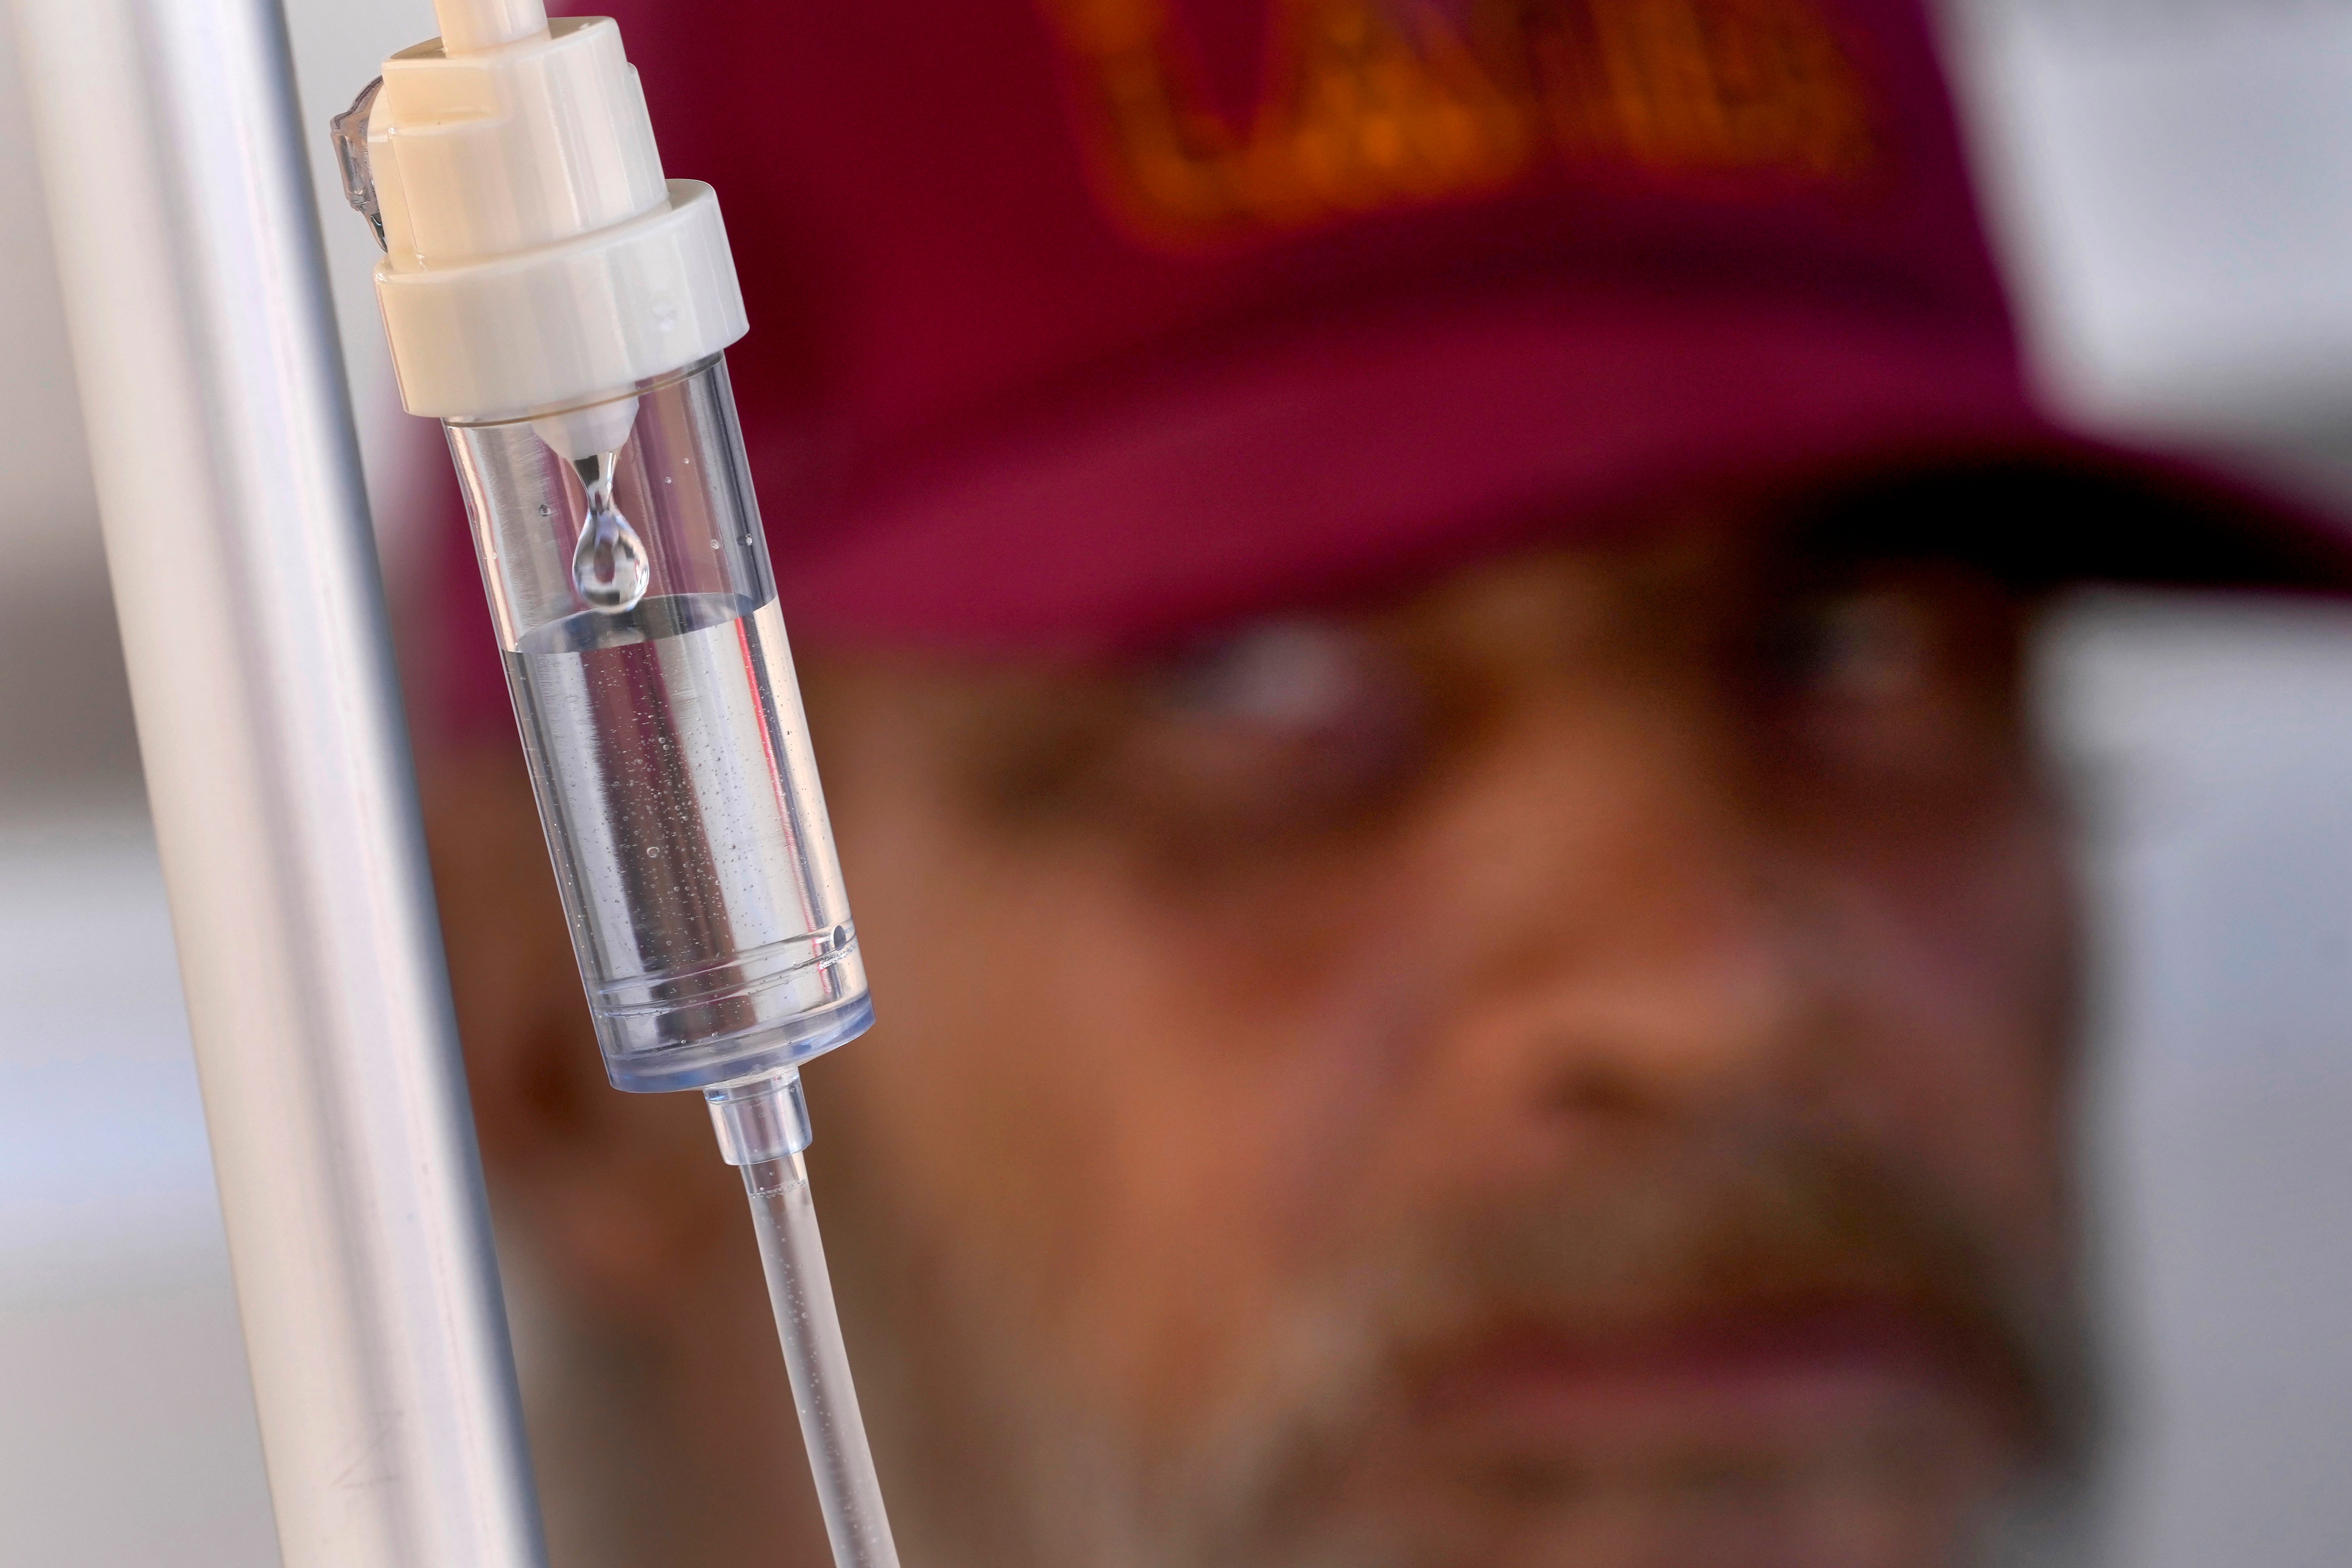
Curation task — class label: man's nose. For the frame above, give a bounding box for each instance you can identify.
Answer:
[1401,681,1822,1162]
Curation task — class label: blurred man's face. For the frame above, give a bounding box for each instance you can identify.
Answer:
[436,521,2083,1568]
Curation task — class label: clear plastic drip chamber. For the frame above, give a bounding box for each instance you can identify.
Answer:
[338,10,901,1568]
[448,356,871,1092]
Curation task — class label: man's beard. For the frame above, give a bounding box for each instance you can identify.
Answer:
[841,1119,2093,1568]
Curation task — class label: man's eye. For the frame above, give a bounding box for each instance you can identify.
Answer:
[1105,620,1428,844]
[1774,590,1937,704]
[1762,571,2026,787]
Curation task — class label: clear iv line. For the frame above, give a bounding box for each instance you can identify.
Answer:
[709,1073,903,1568]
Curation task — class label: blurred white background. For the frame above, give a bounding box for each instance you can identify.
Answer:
[3,1,2350,1565]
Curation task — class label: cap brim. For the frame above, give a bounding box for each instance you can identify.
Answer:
[767,289,2352,655]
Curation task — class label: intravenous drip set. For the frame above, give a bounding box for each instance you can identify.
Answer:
[330,3,898,1563]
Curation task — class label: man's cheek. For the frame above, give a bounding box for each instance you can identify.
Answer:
[1818,805,2075,1261]
[834,838,1307,1434]
[959,824,1458,1449]
[1018,874,1409,1436]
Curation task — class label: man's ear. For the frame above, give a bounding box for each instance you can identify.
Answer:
[420,747,741,1328]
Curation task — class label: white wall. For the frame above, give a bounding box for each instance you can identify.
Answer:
[1946,0,2352,442]
[2049,594,2352,1568]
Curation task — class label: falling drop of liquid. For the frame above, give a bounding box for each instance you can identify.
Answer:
[569,451,649,612]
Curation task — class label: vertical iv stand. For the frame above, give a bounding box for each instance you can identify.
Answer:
[11,0,549,1565]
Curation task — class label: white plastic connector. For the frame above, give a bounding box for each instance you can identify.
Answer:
[352,9,747,424]
[433,0,549,54]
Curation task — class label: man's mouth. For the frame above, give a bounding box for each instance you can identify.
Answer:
[1408,1299,2023,1474]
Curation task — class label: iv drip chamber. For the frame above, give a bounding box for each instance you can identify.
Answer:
[334,7,902,1567]
[447,359,870,1093]
[334,0,868,1092]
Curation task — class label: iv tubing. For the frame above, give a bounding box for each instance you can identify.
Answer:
[710,1074,903,1568]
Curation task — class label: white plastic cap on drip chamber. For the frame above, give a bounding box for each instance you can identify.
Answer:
[331,0,749,458]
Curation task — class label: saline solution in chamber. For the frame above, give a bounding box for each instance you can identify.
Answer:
[450,358,870,1093]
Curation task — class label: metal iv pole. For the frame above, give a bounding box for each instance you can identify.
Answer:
[10,0,550,1564]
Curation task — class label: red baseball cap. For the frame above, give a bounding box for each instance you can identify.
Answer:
[503,0,2346,663]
